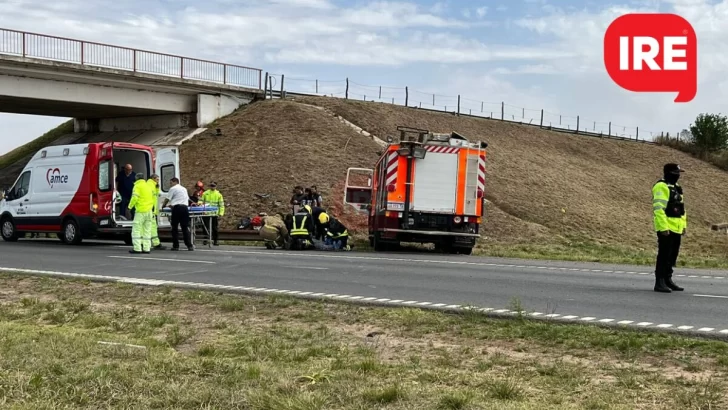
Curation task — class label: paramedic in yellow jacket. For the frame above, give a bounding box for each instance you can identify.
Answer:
[147,174,166,250]
[200,181,225,246]
[128,173,156,254]
[652,163,687,293]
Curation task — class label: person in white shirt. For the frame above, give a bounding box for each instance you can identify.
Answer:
[162,177,193,251]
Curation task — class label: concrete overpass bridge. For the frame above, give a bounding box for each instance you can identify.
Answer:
[0,27,264,147]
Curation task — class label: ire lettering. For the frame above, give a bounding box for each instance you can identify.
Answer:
[619,36,688,70]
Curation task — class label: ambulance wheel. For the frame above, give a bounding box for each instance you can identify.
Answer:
[0,217,19,242]
[61,218,83,245]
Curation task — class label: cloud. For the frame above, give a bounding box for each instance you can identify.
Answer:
[0,0,726,155]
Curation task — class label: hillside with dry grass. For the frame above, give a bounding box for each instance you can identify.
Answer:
[179,100,379,233]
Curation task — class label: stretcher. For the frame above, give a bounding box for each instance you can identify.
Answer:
[160,205,219,248]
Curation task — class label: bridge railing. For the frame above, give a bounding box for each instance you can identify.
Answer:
[0,28,262,90]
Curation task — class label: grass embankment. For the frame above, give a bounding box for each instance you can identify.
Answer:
[0,273,726,409]
[0,120,73,170]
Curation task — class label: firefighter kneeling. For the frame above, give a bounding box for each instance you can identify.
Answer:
[259,213,290,249]
[289,205,316,250]
[319,212,352,251]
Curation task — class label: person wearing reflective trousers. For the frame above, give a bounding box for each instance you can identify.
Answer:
[147,174,166,250]
[652,163,687,293]
[128,173,155,254]
[324,216,351,251]
[289,206,315,250]
[200,182,225,246]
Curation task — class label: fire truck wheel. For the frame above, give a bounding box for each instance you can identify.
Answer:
[372,232,388,252]
[0,217,19,242]
[459,247,473,255]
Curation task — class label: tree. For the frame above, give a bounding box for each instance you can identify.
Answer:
[679,128,692,141]
[689,113,728,152]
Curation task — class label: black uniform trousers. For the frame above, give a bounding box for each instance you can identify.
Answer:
[204,216,219,242]
[170,205,192,249]
[655,231,682,279]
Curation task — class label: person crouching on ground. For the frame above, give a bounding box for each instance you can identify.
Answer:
[289,205,315,250]
[323,214,352,251]
[128,173,155,254]
[259,212,290,249]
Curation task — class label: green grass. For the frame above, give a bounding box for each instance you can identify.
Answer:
[0,119,73,171]
[0,273,726,409]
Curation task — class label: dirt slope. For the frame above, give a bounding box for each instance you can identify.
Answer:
[179,100,381,230]
[292,96,728,257]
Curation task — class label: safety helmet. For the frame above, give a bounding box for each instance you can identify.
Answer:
[318,212,330,224]
[303,205,312,214]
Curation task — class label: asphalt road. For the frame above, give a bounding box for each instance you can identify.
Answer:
[1,239,727,336]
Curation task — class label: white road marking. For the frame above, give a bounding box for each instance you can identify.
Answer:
[284,266,328,270]
[108,256,215,264]
[694,294,728,299]
[0,266,726,338]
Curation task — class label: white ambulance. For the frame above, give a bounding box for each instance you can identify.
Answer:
[0,142,180,245]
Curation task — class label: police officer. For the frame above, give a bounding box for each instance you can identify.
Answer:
[652,163,686,293]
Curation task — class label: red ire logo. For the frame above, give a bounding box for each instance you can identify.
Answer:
[604,13,697,103]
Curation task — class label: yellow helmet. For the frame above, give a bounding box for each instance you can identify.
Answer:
[318,212,330,224]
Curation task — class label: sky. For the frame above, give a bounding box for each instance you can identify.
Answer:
[0,0,723,154]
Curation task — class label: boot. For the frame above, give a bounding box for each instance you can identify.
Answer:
[654,277,672,293]
[665,277,684,291]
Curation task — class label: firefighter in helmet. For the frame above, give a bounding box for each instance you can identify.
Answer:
[289,205,315,250]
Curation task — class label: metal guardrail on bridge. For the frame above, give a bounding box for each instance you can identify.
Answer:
[0,28,263,90]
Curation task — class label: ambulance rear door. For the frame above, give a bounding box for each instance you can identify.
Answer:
[154,146,180,229]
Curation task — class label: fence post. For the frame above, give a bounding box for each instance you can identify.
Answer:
[180,58,184,79]
[21,32,26,58]
[364,95,366,101]
[315,79,318,94]
[80,41,84,65]
[433,94,435,106]
[481,101,484,112]
[501,102,504,120]
[559,115,562,125]
[280,74,285,99]
[345,78,349,99]
[540,109,543,127]
[268,76,273,99]
[636,127,639,140]
[608,122,611,136]
[576,116,580,134]
[419,102,421,108]
[457,95,460,115]
[469,109,472,115]
[392,97,394,104]
[522,108,525,118]
[593,121,596,131]
[405,87,409,106]
[263,72,269,97]
[379,86,382,99]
